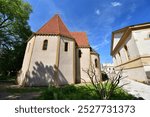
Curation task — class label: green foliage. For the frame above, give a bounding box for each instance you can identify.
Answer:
[0,0,32,76]
[0,84,135,100]
[5,87,47,94]
[111,88,134,100]
[39,84,135,100]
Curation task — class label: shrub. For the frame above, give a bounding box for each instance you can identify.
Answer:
[83,65,129,100]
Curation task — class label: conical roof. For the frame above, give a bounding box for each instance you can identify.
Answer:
[36,14,73,38]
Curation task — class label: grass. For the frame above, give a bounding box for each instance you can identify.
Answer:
[38,84,135,100]
[0,75,16,85]
[5,87,47,94]
[0,79,135,100]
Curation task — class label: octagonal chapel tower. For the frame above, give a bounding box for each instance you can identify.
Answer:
[17,15,76,86]
[17,14,101,86]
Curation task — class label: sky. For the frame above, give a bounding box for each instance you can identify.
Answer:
[25,0,150,63]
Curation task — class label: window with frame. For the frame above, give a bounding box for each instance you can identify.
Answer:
[95,59,98,68]
[42,40,48,50]
[64,42,68,52]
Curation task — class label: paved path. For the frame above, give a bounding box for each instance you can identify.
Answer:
[119,78,150,100]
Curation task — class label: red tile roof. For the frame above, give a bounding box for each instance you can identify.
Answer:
[36,14,73,38]
[71,32,90,47]
[36,14,90,47]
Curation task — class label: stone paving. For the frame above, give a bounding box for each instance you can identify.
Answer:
[119,78,150,100]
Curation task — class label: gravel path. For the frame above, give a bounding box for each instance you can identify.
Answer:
[119,78,150,100]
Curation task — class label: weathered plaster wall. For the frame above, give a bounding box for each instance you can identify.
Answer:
[26,35,59,86]
[58,36,75,85]
[113,32,124,50]
[17,36,35,85]
[79,48,90,82]
[133,29,150,56]
[91,54,101,81]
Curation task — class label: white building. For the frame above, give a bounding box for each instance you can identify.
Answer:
[17,14,101,86]
[101,63,115,74]
[111,23,150,83]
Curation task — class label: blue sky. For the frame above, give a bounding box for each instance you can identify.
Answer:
[25,0,150,63]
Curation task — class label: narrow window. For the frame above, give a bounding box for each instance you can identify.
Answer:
[95,59,98,68]
[42,40,48,50]
[64,42,68,52]
[78,50,82,58]
[124,45,130,60]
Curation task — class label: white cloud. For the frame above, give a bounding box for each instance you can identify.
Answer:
[91,44,100,50]
[95,9,101,15]
[91,38,109,50]
[111,2,122,7]
[91,32,110,51]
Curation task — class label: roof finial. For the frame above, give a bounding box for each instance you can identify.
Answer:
[55,12,60,16]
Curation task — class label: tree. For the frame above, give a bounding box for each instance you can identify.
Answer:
[0,0,32,77]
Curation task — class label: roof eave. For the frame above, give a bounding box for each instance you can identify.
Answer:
[111,23,150,56]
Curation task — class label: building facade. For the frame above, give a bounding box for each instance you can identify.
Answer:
[111,23,150,83]
[17,14,101,86]
[101,63,115,74]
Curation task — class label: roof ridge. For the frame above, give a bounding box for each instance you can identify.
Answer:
[57,15,60,35]
[57,15,73,38]
[36,18,51,33]
[71,31,86,33]
[36,14,73,39]
[113,22,150,33]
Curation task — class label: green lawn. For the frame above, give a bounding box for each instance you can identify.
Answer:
[38,84,135,100]
[0,83,135,100]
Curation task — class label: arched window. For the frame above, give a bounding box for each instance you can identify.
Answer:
[42,40,48,50]
[95,59,98,68]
